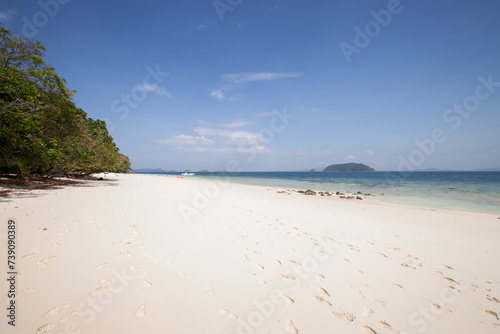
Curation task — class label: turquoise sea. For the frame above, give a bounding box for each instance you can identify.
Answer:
[144,171,500,214]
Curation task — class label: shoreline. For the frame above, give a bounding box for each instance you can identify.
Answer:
[140,172,500,215]
[1,174,499,333]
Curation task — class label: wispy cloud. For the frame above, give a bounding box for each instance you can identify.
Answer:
[156,120,271,154]
[134,83,172,97]
[211,72,303,101]
[221,72,302,84]
[0,10,15,22]
[197,120,251,128]
[155,134,214,146]
[365,150,374,156]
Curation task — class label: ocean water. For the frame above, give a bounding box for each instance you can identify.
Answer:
[145,171,500,214]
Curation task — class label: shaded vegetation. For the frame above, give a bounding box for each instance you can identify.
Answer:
[0,26,130,178]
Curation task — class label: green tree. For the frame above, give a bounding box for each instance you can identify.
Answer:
[0,26,130,178]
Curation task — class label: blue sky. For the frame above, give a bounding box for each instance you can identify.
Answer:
[1,0,499,171]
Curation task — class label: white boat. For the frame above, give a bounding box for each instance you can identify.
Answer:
[182,172,195,176]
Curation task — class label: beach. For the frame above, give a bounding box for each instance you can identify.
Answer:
[1,174,500,334]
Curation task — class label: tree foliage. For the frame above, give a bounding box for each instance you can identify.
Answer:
[0,26,130,178]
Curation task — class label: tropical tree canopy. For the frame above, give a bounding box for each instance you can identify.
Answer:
[0,26,130,178]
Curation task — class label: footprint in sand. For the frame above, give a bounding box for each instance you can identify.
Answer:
[219,308,238,319]
[205,286,214,295]
[95,262,111,270]
[280,273,296,281]
[23,287,35,294]
[285,319,299,333]
[134,304,146,317]
[258,277,268,285]
[317,287,331,297]
[485,310,499,320]
[180,273,192,279]
[120,249,132,256]
[36,256,57,268]
[362,306,374,317]
[129,264,136,271]
[379,320,391,328]
[316,274,326,282]
[44,303,70,319]
[143,280,153,288]
[330,310,356,322]
[345,284,366,299]
[23,250,40,257]
[312,295,332,306]
[392,283,404,290]
[361,325,378,334]
[487,295,499,303]
[36,323,56,333]
[282,294,295,304]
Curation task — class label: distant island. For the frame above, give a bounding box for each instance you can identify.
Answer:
[323,163,375,172]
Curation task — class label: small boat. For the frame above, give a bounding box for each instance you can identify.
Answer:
[182,172,195,176]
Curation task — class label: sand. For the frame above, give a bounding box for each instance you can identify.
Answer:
[1,174,499,334]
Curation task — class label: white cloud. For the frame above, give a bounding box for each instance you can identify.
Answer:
[211,72,303,101]
[155,135,214,147]
[156,120,274,155]
[0,10,15,22]
[134,83,172,97]
[210,89,226,101]
[345,155,356,161]
[194,127,264,144]
[365,150,374,156]
[219,121,251,128]
[222,72,303,85]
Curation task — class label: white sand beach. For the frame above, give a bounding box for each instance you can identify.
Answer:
[1,174,500,334]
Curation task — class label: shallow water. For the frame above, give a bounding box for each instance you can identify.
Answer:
[145,171,500,214]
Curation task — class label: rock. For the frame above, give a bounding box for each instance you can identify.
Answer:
[304,189,316,196]
[346,196,355,199]
[336,192,344,196]
[357,191,362,194]
[340,196,346,199]
[364,193,371,196]
[356,196,363,200]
